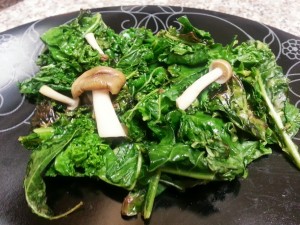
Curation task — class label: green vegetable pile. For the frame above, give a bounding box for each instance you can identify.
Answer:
[18,10,300,220]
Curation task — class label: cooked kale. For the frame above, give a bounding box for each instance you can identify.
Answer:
[19,10,300,220]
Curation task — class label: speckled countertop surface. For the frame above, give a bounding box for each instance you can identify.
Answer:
[0,0,299,36]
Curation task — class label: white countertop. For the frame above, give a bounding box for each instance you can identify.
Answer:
[0,0,299,37]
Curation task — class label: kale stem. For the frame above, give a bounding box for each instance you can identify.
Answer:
[161,167,216,180]
[125,70,138,80]
[129,150,143,190]
[50,201,83,220]
[143,170,161,219]
[257,73,300,169]
[155,93,162,123]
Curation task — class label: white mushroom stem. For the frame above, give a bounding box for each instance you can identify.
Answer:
[39,85,79,110]
[176,68,223,110]
[176,59,232,110]
[92,89,126,138]
[84,32,105,55]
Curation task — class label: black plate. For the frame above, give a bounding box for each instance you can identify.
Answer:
[1,6,300,225]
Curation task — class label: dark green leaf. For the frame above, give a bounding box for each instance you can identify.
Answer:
[24,130,78,219]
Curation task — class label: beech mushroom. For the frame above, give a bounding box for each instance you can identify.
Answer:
[71,66,126,138]
[176,59,233,110]
[84,33,109,61]
[39,85,79,110]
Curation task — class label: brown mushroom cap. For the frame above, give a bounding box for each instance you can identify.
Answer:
[71,66,126,99]
[209,59,232,84]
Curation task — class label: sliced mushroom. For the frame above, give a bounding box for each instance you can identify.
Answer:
[85,33,109,61]
[71,66,126,138]
[176,59,232,110]
[39,85,79,110]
